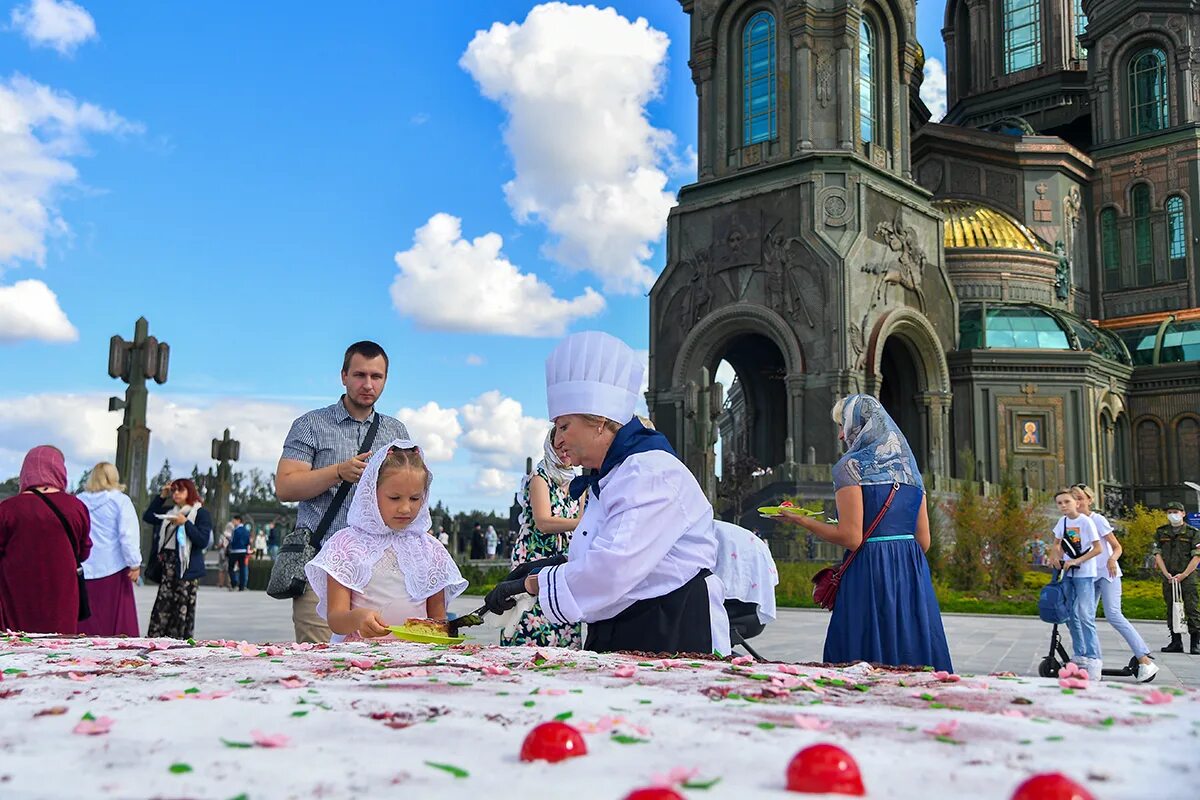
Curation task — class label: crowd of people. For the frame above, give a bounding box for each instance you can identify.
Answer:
[1,335,1197,683]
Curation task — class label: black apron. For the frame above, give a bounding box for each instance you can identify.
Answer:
[584,568,714,655]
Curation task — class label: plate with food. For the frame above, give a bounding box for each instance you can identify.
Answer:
[758,501,824,518]
[388,618,466,645]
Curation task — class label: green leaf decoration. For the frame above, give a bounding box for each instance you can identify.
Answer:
[935,735,961,745]
[523,701,536,707]
[919,693,936,701]
[220,739,253,748]
[682,777,722,790]
[169,763,193,774]
[1045,735,1064,742]
[235,678,254,685]
[227,795,248,800]
[611,734,648,744]
[184,687,199,694]
[756,722,776,730]
[291,711,309,718]
[554,711,574,721]
[3,668,25,674]
[1099,717,1114,727]
[425,761,469,778]
[81,711,96,721]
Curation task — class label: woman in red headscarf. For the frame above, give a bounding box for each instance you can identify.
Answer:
[0,445,92,634]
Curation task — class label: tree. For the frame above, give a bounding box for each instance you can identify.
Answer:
[148,459,173,496]
[0,476,19,500]
[75,467,93,494]
[985,468,1040,595]
[944,449,986,591]
[716,453,761,520]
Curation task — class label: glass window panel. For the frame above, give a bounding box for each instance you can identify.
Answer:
[743,12,777,145]
[1133,185,1153,285]
[1137,420,1163,484]
[1168,196,1187,276]
[1074,0,1087,58]
[859,20,875,144]
[1004,0,1042,74]
[1129,49,1168,135]
[1179,418,1200,481]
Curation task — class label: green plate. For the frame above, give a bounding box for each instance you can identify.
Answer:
[758,505,823,518]
[388,625,466,645]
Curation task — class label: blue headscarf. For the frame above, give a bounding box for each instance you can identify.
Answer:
[831,394,923,491]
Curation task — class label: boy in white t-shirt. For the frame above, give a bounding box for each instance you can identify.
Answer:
[1049,488,1104,680]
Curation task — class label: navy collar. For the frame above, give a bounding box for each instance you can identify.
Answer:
[570,418,677,500]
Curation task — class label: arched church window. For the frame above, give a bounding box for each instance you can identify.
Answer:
[1179,417,1200,482]
[1132,185,1153,286]
[742,11,777,145]
[1073,0,1086,59]
[859,18,877,145]
[1003,0,1042,74]
[1100,208,1120,290]
[1136,419,1163,485]
[1129,47,1169,135]
[1167,195,1187,280]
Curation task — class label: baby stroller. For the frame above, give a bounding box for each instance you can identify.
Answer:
[713,521,779,660]
[1036,568,1149,681]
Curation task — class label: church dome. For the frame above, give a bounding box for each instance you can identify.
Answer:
[960,304,1132,365]
[934,199,1050,252]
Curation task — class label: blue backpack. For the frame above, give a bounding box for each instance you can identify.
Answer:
[1038,572,1071,624]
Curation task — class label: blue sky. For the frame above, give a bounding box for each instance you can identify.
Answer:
[0,1,947,511]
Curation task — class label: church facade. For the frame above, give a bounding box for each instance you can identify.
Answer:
[648,0,1200,518]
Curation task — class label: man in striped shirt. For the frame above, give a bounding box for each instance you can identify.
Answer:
[275,341,409,642]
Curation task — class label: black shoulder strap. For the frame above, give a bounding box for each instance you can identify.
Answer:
[29,489,83,567]
[309,412,383,552]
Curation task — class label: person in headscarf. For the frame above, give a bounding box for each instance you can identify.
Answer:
[779,394,952,671]
[0,445,92,634]
[143,478,211,638]
[485,331,731,656]
[304,440,466,642]
[496,426,584,648]
[77,462,142,637]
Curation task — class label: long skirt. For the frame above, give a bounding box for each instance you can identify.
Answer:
[77,568,139,637]
[147,556,198,639]
[823,537,953,672]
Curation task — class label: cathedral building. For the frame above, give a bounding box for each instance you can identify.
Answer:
[648,0,1200,518]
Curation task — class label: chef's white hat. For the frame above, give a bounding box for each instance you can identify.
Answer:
[546,331,644,424]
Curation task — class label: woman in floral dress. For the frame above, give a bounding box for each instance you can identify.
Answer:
[500,427,583,647]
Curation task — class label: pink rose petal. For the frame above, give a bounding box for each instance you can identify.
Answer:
[73,716,114,735]
[1143,690,1173,705]
[612,665,637,678]
[650,766,700,787]
[263,646,286,656]
[931,671,961,682]
[539,688,567,696]
[792,714,832,731]
[771,675,803,689]
[251,730,291,748]
[776,664,804,675]
[348,658,374,670]
[731,655,755,666]
[236,643,260,657]
[924,720,959,737]
[481,664,511,676]
[1058,677,1089,690]
[278,677,307,689]
[66,672,93,682]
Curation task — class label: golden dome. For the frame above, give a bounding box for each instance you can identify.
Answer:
[934,199,1050,252]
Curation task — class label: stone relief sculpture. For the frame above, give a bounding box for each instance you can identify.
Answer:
[1054,240,1071,302]
[862,213,928,311]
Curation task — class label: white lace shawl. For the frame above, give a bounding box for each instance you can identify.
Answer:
[304,438,467,621]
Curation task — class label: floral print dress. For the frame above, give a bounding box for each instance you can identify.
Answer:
[500,464,583,648]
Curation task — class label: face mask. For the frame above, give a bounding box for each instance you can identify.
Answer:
[1167,513,1184,525]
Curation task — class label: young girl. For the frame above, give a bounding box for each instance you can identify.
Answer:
[1071,484,1159,682]
[305,440,467,641]
[1049,488,1104,681]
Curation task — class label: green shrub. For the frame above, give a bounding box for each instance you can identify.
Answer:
[1115,504,1167,576]
[945,452,987,591]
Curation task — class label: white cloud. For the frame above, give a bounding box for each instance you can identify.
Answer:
[0,74,140,269]
[391,212,604,337]
[460,389,547,470]
[0,279,77,342]
[473,467,518,495]
[465,354,485,366]
[0,392,302,484]
[394,401,461,462]
[10,0,97,55]
[410,112,430,126]
[922,58,947,123]
[461,2,678,294]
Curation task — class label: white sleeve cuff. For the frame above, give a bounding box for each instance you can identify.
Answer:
[538,564,582,625]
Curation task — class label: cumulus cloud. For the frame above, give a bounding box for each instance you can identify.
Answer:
[460,390,547,470]
[0,279,77,342]
[922,58,947,123]
[394,401,462,462]
[473,467,518,495]
[10,0,97,55]
[0,74,140,269]
[0,393,302,483]
[461,2,678,293]
[392,212,604,337]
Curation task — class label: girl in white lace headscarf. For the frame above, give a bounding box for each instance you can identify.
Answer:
[304,439,467,642]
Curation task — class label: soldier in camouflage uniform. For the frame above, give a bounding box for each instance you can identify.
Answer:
[1151,501,1200,654]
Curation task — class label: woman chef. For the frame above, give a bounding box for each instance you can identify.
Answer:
[485,331,730,655]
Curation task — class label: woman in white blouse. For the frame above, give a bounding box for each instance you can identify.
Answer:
[486,331,730,655]
[77,463,142,636]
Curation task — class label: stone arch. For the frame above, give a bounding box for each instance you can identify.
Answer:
[863,307,951,393]
[672,302,804,388]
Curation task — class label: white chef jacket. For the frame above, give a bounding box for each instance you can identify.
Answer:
[537,450,731,654]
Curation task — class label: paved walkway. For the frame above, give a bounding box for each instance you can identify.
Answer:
[133,584,1199,688]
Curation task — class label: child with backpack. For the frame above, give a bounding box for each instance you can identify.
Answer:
[1049,488,1104,680]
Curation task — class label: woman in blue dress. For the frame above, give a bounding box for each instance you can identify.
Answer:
[780,394,952,671]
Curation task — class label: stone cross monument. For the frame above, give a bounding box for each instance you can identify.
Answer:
[108,317,169,555]
[211,428,240,536]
